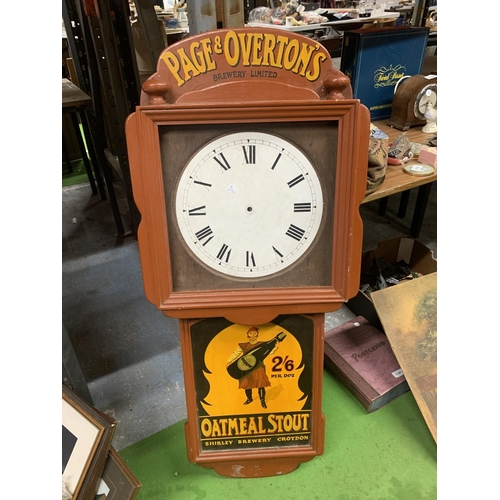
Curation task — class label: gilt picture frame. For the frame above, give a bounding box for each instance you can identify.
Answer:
[62,383,116,500]
[94,447,141,500]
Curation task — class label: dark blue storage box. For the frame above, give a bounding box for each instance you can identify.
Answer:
[341,27,429,120]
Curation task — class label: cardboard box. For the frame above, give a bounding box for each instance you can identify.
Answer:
[347,237,437,330]
[340,27,429,120]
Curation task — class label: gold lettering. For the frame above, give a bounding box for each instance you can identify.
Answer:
[273,35,289,69]
[251,33,263,65]
[283,39,300,71]
[200,419,211,437]
[267,414,277,433]
[177,47,201,84]
[247,417,258,435]
[219,418,228,436]
[161,52,184,86]
[228,418,239,436]
[211,420,222,437]
[237,33,254,66]
[274,414,285,432]
[189,42,207,73]
[213,35,223,54]
[306,52,326,82]
[200,38,217,71]
[224,30,240,67]
[239,417,248,435]
[283,414,293,432]
[258,416,265,434]
[292,42,318,77]
[261,33,277,67]
[301,414,310,431]
[293,414,302,432]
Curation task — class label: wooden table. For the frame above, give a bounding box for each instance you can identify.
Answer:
[62,78,102,196]
[361,120,437,238]
[62,78,93,107]
[62,78,125,235]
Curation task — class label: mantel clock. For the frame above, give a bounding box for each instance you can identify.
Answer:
[388,74,437,131]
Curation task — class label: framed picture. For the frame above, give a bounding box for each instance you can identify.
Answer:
[62,383,116,500]
[95,447,141,500]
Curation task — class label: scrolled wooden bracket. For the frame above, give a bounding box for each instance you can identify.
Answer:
[324,69,353,100]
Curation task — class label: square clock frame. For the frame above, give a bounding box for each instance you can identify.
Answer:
[126,27,369,326]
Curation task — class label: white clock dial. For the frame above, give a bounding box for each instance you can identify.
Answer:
[175,132,324,278]
[415,84,437,119]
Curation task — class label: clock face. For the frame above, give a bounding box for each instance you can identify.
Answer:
[414,84,437,119]
[175,132,323,278]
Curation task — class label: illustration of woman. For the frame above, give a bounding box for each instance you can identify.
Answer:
[226,326,279,409]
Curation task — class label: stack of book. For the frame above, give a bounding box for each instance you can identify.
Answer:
[324,316,409,412]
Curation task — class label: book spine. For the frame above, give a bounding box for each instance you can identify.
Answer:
[324,346,379,410]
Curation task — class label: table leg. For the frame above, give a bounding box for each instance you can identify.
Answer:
[410,182,433,238]
[85,111,126,236]
[378,197,389,216]
[398,190,411,218]
[69,112,98,195]
[62,137,73,174]
[80,110,107,200]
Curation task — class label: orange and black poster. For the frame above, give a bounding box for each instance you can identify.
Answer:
[189,315,315,452]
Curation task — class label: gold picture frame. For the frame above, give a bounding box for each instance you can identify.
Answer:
[95,447,141,500]
[62,383,116,500]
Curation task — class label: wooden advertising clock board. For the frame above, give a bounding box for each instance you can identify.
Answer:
[126,27,370,477]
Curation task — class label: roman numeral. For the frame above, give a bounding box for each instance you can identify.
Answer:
[285,224,305,241]
[188,205,206,216]
[272,246,284,259]
[213,152,231,171]
[193,179,212,187]
[195,226,214,246]
[246,251,256,267]
[287,174,305,188]
[217,244,231,262]
[294,202,312,212]
[271,153,282,170]
[242,145,256,164]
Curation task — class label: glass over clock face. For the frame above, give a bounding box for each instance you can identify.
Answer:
[414,84,437,120]
[175,131,324,278]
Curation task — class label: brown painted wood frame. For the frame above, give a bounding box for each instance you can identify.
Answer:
[126,100,369,325]
[179,313,326,478]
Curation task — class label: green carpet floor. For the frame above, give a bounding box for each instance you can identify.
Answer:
[62,159,90,187]
[119,370,436,500]
[63,123,91,187]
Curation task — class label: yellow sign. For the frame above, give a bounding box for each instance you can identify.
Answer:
[190,316,315,451]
